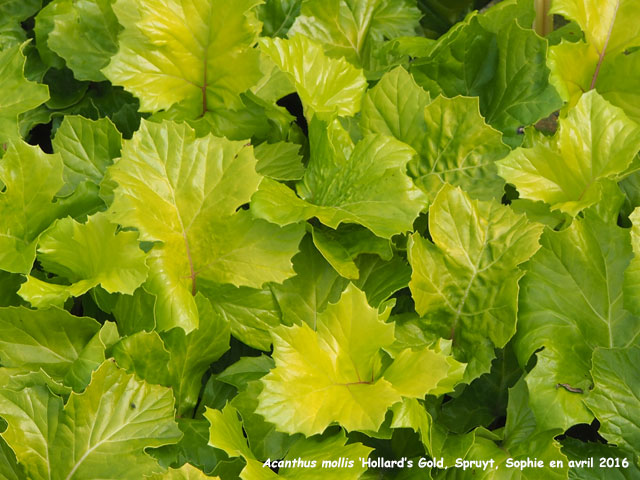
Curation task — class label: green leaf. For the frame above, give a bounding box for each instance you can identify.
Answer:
[353,254,411,308]
[0,434,25,480]
[162,294,230,416]
[498,91,640,216]
[584,346,640,456]
[257,284,400,435]
[0,0,41,50]
[217,355,275,390]
[408,184,543,381]
[514,214,639,431]
[288,0,421,72]
[202,282,281,351]
[252,118,426,239]
[205,404,254,461]
[270,235,348,328]
[103,0,263,115]
[259,35,367,118]
[0,42,49,146]
[19,212,148,308]
[562,437,640,480]
[52,115,122,196]
[311,224,392,280]
[107,120,304,332]
[47,0,121,82]
[0,361,181,479]
[148,463,220,480]
[410,14,562,145]
[624,208,640,315]
[0,306,101,384]
[257,0,301,37]
[254,141,304,181]
[361,68,508,202]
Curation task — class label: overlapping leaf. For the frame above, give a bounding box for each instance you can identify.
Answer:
[103,0,263,115]
[408,185,543,381]
[107,120,304,332]
[252,118,426,238]
[498,91,640,216]
[514,213,639,431]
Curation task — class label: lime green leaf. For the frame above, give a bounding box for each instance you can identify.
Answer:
[252,118,426,238]
[0,306,100,383]
[270,235,348,328]
[361,68,508,201]
[624,208,640,315]
[353,254,411,308]
[52,115,122,195]
[108,120,303,332]
[257,0,301,37]
[19,212,148,308]
[0,361,181,479]
[288,0,421,71]
[217,356,274,390]
[47,0,121,82]
[408,185,543,381]
[103,0,263,115]
[0,43,49,146]
[0,434,24,480]
[259,35,367,118]
[257,284,400,435]
[410,15,562,145]
[148,463,220,480]
[550,0,640,57]
[0,0,41,50]
[0,141,66,273]
[311,224,392,280]
[111,286,156,335]
[254,141,304,181]
[498,91,640,216]
[111,331,172,387]
[205,404,255,461]
[34,1,66,69]
[514,214,638,431]
[584,346,640,456]
[202,282,280,351]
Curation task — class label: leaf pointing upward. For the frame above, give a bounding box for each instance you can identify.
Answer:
[103,0,263,116]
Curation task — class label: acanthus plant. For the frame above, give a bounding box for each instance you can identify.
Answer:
[0,0,638,479]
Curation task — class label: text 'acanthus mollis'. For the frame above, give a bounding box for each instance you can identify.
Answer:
[408,184,543,382]
[106,120,304,333]
[256,284,465,437]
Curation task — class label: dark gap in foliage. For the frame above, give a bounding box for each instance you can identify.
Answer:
[560,419,608,444]
[502,183,519,205]
[277,93,307,136]
[27,122,54,154]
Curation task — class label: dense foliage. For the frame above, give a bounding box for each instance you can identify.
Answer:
[0,0,639,478]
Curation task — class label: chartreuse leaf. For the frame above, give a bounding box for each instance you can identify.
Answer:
[46,0,121,82]
[207,404,372,479]
[270,235,348,328]
[0,0,41,49]
[409,185,543,381]
[148,463,220,479]
[112,294,229,416]
[254,141,304,181]
[514,213,639,431]
[257,0,301,37]
[0,307,119,392]
[256,284,464,436]
[410,14,562,145]
[624,208,640,315]
[498,91,640,216]
[0,434,24,480]
[288,0,421,72]
[103,0,263,115]
[361,68,509,202]
[0,141,63,273]
[0,361,181,479]
[52,115,122,195]
[107,120,304,332]
[252,118,426,239]
[584,346,640,456]
[0,43,49,146]
[311,224,392,280]
[19,212,148,308]
[259,35,367,118]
